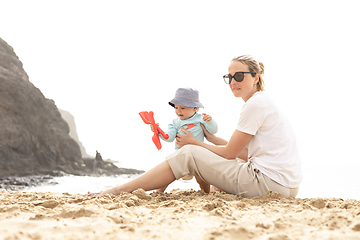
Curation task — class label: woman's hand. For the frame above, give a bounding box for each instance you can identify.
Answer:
[201,123,214,141]
[176,127,199,148]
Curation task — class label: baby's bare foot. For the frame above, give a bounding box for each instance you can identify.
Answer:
[210,186,222,192]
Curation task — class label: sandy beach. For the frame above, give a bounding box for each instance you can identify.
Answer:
[1,189,360,240]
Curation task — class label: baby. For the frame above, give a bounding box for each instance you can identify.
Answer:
[151,88,218,192]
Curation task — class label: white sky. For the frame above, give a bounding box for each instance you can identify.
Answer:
[1,0,360,197]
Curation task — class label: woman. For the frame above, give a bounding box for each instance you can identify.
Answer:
[89,55,302,198]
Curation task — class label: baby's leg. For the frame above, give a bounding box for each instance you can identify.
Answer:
[195,175,210,193]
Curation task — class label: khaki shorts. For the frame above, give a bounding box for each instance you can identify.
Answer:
[166,145,299,198]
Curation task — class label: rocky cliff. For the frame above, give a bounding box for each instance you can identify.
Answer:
[58,109,91,158]
[0,37,142,179]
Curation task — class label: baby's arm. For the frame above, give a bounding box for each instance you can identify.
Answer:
[150,123,174,142]
[159,121,177,142]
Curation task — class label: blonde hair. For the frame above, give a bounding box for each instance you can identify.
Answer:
[231,55,265,91]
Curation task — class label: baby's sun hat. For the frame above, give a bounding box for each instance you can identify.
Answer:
[169,88,204,108]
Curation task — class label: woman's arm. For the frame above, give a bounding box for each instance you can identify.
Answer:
[201,123,227,146]
[201,124,249,161]
[177,127,252,160]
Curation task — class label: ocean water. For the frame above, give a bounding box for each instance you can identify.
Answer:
[23,174,200,195]
[22,164,360,201]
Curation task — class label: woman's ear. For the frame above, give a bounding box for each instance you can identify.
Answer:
[254,74,260,86]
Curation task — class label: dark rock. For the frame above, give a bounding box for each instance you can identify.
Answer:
[0,37,144,183]
[82,158,144,176]
[0,174,58,191]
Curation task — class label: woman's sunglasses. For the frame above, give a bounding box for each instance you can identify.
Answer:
[223,71,256,84]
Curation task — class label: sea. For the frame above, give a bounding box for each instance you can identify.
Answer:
[21,161,360,201]
[22,174,200,195]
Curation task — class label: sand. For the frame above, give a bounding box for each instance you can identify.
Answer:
[1,189,360,240]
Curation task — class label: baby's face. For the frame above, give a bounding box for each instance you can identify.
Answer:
[174,105,197,120]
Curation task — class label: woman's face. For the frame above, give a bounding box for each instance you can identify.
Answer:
[174,105,197,120]
[228,61,259,101]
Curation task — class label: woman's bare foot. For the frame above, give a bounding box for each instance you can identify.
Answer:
[88,185,124,196]
[87,191,99,197]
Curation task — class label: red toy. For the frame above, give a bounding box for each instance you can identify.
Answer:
[139,111,169,150]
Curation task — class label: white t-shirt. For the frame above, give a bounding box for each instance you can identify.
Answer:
[236,92,302,188]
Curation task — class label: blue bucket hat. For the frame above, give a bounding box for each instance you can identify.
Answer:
[169,88,204,108]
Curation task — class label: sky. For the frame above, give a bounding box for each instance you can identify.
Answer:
[1,0,360,198]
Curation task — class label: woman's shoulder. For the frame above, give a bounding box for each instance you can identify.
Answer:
[250,92,278,108]
[242,92,280,118]
[245,92,269,108]
[250,91,270,101]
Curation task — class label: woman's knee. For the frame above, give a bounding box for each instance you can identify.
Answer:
[179,145,198,154]
[181,145,210,159]
[167,145,196,161]
[174,145,201,162]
